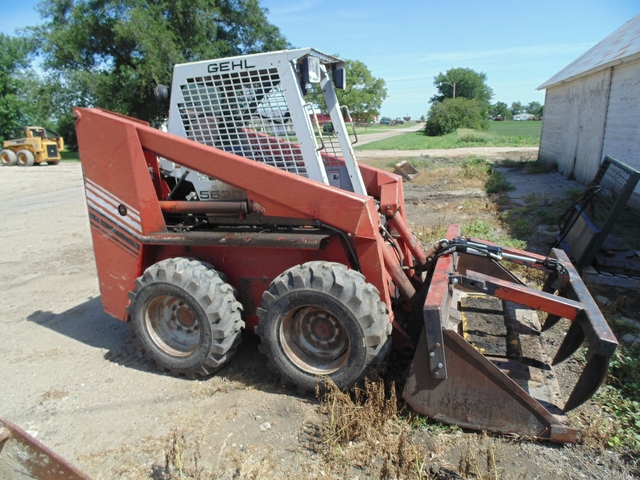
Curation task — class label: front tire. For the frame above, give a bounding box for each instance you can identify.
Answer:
[129,258,244,377]
[1,149,17,166]
[16,150,35,167]
[256,261,392,390]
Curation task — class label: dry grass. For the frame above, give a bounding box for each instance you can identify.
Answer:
[311,375,435,479]
[38,388,68,404]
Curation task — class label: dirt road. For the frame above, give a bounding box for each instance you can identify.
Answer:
[353,123,424,146]
[0,160,633,479]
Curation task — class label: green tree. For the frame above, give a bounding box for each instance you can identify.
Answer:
[510,101,524,115]
[430,68,494,105]
[526,101,543,118]
[336,59,387,123]
[491,101,512,120]
[425,98,489,136]
[0,34,33,141]
[306,58,387,123]
[30,0,289,129]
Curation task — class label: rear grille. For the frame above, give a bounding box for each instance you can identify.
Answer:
[47,144,59,158]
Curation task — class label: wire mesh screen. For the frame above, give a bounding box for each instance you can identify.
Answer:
[586,157,639,228]
[557,155,640,269]
[177,68,309,176]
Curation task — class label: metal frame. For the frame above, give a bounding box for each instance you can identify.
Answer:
[403,224,617,441]
[557,155,640,270]
[164,48,366,195]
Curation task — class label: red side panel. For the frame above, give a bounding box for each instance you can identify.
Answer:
[78,116,166,320]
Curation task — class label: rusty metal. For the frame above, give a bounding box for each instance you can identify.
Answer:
[403,224,618,440]
[387,211,427,268]
[160,200,249,215]
[382,242,416,301]
[393,160,419,181]
[0,418,90,479]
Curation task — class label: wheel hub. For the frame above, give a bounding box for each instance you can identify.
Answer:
[280,306,349,375]
[145,295,201,356]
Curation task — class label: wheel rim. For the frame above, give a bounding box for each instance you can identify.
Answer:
[280,306,350,374]
[145,295,201,356]
[17,154,26,165]
[1,154,7,165]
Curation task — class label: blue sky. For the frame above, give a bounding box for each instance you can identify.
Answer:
[2,0,639,119]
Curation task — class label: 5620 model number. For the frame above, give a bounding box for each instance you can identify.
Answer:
[198,190,245,200]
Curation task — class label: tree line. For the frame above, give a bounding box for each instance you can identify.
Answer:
[424,67,543,136]
[0,0,387,149]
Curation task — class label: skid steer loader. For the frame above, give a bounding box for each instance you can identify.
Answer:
[1,126,64,166]
[75,48,617,442]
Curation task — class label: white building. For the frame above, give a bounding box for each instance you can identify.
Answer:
[537,14,640,205]
[513,113,536,121]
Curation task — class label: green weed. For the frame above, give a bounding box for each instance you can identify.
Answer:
[485,171,515,194]
[461,155,491,179]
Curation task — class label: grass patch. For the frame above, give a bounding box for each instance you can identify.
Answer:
[61,151,80,161]
[485,171,515,194]
[487,120,542,138]
[461,218,525,249]
[356,126,540,151]
[595,345,640,450]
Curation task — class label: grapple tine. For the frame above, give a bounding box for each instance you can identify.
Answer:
[552,320,586,365]
[542,314,562,332]
[563,354,611,412]
[404,228,617,442]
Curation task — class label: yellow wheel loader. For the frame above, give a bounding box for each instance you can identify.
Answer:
[1,127,64,166]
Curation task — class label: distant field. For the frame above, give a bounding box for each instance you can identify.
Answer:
[487,121,542,138]
[356,121,541,150]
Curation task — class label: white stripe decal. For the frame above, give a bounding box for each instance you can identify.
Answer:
[85,182,141,223]
[85,178,141,220]
[85,190,143,236]
[87,199,143,238]
[84,187,142,233]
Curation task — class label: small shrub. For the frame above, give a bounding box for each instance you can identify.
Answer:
[425,98,489,136]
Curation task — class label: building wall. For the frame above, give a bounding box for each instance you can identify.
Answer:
[538,69,611,184]
[602,59,640,208]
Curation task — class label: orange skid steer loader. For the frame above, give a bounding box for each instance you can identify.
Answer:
[75,49,616,442]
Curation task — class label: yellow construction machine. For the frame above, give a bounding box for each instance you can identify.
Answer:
[1,127,64,166]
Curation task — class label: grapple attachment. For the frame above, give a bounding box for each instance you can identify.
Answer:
[403,225,617,442]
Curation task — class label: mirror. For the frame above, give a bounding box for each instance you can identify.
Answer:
[333,65,346,90]
[302,57,321,84]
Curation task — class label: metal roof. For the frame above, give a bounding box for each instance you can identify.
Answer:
[538,14,640,90]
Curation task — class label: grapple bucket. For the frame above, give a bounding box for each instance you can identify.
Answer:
[403,225,617,442]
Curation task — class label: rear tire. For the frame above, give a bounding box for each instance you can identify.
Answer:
[129,257,244,377]
[48,160,60,165]
[16,150,35,167]
[256,261,392,391]
[1,149,16,166]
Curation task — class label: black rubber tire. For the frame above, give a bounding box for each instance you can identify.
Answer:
[47,160,60,166]
[16,150,35,167]
[1,149,17,166]
[129,257,244,377]
[256,261,392,390]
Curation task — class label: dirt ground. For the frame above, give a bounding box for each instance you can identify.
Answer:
[0,153,635,479]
